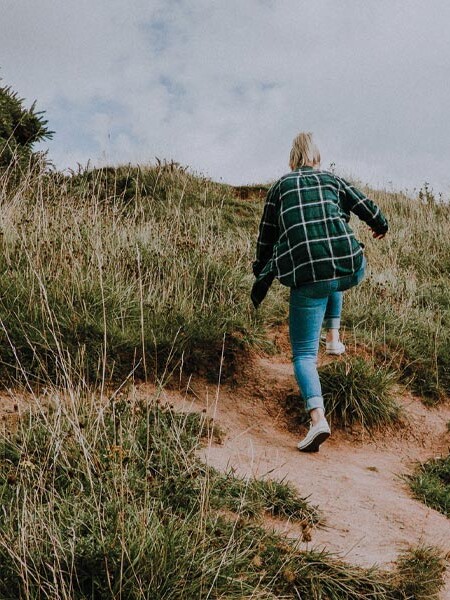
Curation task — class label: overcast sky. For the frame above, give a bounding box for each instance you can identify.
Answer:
[2,0,450,196]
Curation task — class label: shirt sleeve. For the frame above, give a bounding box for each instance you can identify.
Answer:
[253,181,279,277]
[337,177,388,235]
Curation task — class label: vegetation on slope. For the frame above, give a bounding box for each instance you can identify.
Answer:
[2,162,450,402]
[342,184,450,402]
[0,158,449,597]
[0,395,444,599]
[0,163,262,387]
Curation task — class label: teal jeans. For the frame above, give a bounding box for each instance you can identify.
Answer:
[289,258,366,412]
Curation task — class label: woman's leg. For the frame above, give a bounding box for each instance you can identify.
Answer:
[290,287,331,451]
[323,256,366,349]
[324,291,343,344]
[289,288,328,414]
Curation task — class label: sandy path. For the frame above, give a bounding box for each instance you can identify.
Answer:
[140,345,450,598]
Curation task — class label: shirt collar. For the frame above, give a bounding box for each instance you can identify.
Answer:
[296,166,315,172]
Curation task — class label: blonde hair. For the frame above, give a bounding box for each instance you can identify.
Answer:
[289,132,321,170]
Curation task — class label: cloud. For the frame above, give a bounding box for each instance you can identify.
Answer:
[1,0,450,194]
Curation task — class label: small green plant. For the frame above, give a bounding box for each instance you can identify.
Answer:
[407,454,450,517]
[418,182,437,206]
[319,356,401,429]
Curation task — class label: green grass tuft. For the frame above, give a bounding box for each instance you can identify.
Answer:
[407,454,450,517]
[319,356,401,429]
[396,545,447,600]
[209,471,319,523]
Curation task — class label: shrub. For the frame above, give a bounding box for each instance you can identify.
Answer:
[0,83,52,168]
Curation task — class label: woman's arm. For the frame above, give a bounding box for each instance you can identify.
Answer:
[337,177,388,236]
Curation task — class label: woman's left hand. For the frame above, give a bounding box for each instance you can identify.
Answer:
[370,228,386,239]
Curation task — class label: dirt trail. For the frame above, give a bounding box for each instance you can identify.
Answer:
[137,333,450,598]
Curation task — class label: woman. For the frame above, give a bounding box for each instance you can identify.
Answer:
[252,132,388,452]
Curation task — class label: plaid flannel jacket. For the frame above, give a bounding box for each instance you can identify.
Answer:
[251,167,388,306]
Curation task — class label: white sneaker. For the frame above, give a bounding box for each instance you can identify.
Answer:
[297,419,331,453]
[325,340,346,355]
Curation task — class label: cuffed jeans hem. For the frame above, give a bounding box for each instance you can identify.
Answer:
[323,317,341,329]
[305,395,324,411]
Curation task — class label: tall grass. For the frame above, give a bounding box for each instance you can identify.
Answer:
[0,163,262,388]
[342,186,450,401]
[2,163,450,400]
[0,162,448,597]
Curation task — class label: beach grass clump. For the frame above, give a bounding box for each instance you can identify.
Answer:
[319,356,401,429]
[406,454,450,517]
[209,472,319,523]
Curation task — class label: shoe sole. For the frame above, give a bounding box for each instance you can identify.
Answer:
[325,350,345,355]
[298,431,330,453]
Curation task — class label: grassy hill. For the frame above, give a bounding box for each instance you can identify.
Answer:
[1,161,449,398]
[0,161,449,598]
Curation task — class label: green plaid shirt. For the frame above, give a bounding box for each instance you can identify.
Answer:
[253,167,388,288]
